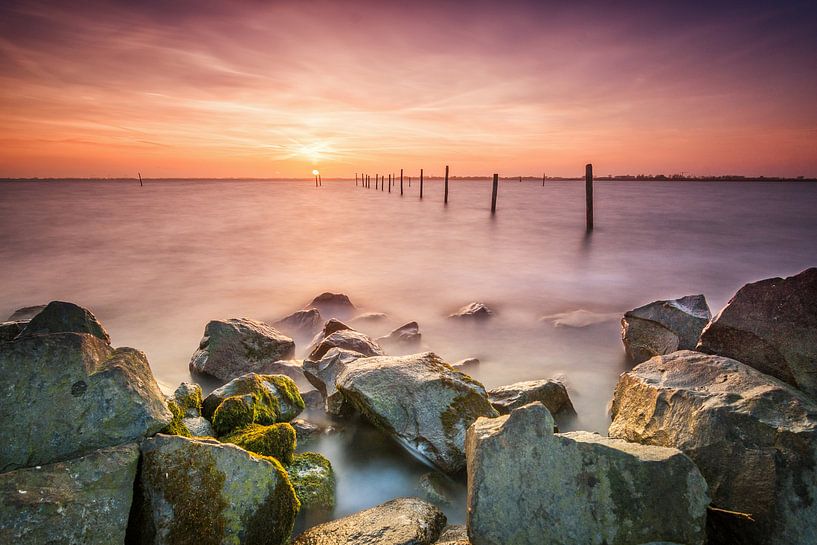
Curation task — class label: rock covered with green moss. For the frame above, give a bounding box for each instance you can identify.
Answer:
[0,326,171,472]
[466,402,709,545]
[129,434,299,545]
[0,443,139,544]
[189,318,295,381]
[203,373,304,424]
[286,452,335,511]
[291,497,446,545]
[336,352,498,473]
[222,423,296,464]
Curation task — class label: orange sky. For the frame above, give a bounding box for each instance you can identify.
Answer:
[1,1,816,178]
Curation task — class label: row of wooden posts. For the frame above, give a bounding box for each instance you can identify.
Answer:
[350,164,595,230]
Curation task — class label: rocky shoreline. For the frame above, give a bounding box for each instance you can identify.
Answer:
[1,271,816,544]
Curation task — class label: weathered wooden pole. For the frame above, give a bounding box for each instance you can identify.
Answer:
[585,163,594,230]
[138,172,143,187]
[519,175,522,183]
[420,169,424,199]
[389,174,392,193]
[315,175,318,187]
[444,165,449,204]
[319,174,322,186]
[400,169,404,195]
[542,172,545,186]
[491,174,499,213]
[376,174,379,190]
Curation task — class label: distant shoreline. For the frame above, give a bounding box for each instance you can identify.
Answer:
[1,176,816,183]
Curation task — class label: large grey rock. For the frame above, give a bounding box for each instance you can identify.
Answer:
[698,267,817,399]
[621,294,711,363]
[182,416,214,437]
[0,443,139,544]
[609,350,817,545]
[291,497,446,545]
[377,321,422,349]
[449,302,493,320]
[306,292,355,319]
[0,332,171,472]
[307,328,383,362]
[303,347,365,415]
[129,434,300,545]
[467,403,709,545]
[7,304,46,321]
[304,319,352,355]
[336,352,498,473]
[19,300,111,343]
[201,372,305,427]
[273,308,323,339]
[435,525,470,545]
[189,318,295,382]
[487,378,575,417]
[0,321,25,342]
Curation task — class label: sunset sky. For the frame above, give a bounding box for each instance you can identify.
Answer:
[1,0,816,178]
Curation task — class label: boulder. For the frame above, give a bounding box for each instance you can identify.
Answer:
[449,302,493,320]
[0,320,25,342]
[189,318,295,382]
[467,402,709,545]
[222,422,296,464]
[286,452,335,511]
[273,308,323,339]
[377,321,422,348]
[7,304,46,321]
[434,525,470,545]
[306,292,355,319]
[19,300,111,343]
[452,358,479,370]
[0,443,139,544]
[129,434,299,545]
[163,381,206,437]
[303,319,353,355]
[417,471,455,506]
[170,382,203,417]
[307,328,383,362]
[300,389,324,410]
[0,332,171,472]
[336,352,498,473]
[182,416,214,437]
[202,373,304,424]
[303,347,366,415]
[621,294,711,363]
[291,497,446,545]
[487,378,575,417]
[609,350,817,545]
[697,267,817,399]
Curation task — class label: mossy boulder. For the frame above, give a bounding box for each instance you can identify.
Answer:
[223,423,296,464]
[0,331,171,472]
[129,434,300,545]
[171,382,203,417]
[286,452,335,511]
[189,318,295,382]
[0,443,139,544]
[163,398,193,437]
[467,402,709,545]
[336,352,498,474]
[212,394,277,436]
[291,497,445,545]
[621,294,711,363]
[19,300,111,343]
[609,350,817,545]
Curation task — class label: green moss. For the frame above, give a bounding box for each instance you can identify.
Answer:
[243,453,301,544]
[285,452,336,511]
[222,423,296,464]
[142,444,227,545]
[162,399,192,437]
[174,383,203,416]
[263,375,305,421]
[212,391,280,436]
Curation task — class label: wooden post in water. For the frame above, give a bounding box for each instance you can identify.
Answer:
[388,174,391,193]
[381,175,384,191]
[319,174,322,187]
[315,174,318,187]
[542,173,545,186]
[491,174,499,214]
[519,175,522,183]
[400,169,404,195]
[420,169,424,199]
[376,174,379,190]
[444,165,449,204]
[585,163,594,230]
[138,172,143,187]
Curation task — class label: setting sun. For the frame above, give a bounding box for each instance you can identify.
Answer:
[312,169,319,176]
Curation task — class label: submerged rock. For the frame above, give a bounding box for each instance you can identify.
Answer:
[286,452,335,511]
[273,308,323,339]
[0,443,139,544]
[449,302,494,320]
[189,318,295,382]
[0,331,170,472]
[336,352,498,473]
[621,294,711,363]
[307,328,383,362]
[19,300,111,343]
[452,358,479,370]
[609,350,817,545]
[540,309,620,328]
[417,472,455,506]
[351,312,389,323]
[377,321,422,349]
[306,292,355,319]
[303,347,366,415]
[130,434,299,545]
[466,402,709,545]
[291,497,446,545]
[6,304,46,321]
[698,267,817,399]
[487,378,575,417]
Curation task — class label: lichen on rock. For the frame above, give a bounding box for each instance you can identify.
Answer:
[286,452,336,511]
[222,423,296,464]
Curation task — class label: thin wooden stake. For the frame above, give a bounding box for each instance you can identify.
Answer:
[444,165,449,204]
[586,163,594,230]
[138,172,143,187]
[542,172,545,186]
[319,174,322,186]
[376,174,379,190]
[400,168,404,195]
[420,169,424,199]
[491,173,498,213]
[388,174,391,193]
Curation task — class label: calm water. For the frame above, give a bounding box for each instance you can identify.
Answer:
[2,178,816,526]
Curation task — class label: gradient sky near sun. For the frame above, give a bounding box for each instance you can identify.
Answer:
[1,0,816,178]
